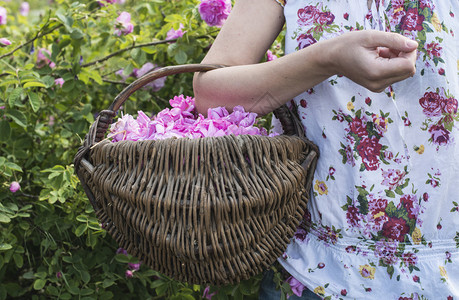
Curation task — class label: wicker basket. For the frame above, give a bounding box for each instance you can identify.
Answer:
[74,64,319,285]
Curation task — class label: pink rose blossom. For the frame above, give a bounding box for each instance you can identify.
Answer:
[54,78,64,87]
[133,62,166,91]
[115,69,130,81]
[202,286,216,299]
[0,7,7,25]
[198,0,231,27]
[116,248,128,255]
[0,37,11,46]
[36,48,55,68]
[114,12,134,36]
[20,2,29,16]
[98,0,115,6]
[10,181,20,193]
[128,262,141,271]
[125,270,133,278]
[166,23,186,40]
[266,50,277,61]
[286,276,306,297]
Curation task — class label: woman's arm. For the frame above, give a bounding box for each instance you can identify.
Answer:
[193,0,418,115]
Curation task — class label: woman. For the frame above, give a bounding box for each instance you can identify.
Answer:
[194,0,459,298]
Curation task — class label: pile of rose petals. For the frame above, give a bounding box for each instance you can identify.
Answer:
[108,95,277,142]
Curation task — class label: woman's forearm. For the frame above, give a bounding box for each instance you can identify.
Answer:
[193,40,334,116]
[193,30,418,116]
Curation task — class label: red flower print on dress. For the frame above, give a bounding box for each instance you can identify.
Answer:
[300,99,307,108]
[419,91,444,117]
[425,42,442,58]
[369,198,388,215]
[441,97,458,114]
[381,217,409,242]
[428,124,450,146]
[349,116,368,137]
[402,252,418,267]
[346,206,361,227]
[374,240,399,265]
[418,0,435,11]
[399,194,420,220]
[295,228,308,242]
[297,5,320,27]
[357,136,382,171]
[399,8,424,32]
[316,11,335,25]
[297,33,317,49]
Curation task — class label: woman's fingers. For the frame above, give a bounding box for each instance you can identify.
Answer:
[332,30,418,92]
[364,30,418,52]
[373,49,417,79]
[377,47,400,59]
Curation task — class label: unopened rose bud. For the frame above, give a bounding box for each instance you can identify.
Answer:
[10,181,20,193]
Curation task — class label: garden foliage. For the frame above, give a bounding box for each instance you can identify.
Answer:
[0,0,287,299]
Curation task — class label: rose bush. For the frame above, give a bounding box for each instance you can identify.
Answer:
[0,0,287,299]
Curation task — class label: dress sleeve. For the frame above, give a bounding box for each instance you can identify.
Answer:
[273,0,285,7]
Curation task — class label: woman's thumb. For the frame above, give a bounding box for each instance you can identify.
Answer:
[369,31,418,52]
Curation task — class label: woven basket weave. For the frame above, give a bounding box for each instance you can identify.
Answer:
[74,64,319,285]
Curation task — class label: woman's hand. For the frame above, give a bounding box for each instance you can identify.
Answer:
[323,30,418,92]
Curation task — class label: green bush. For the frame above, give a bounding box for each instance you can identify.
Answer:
[0,0,287,299]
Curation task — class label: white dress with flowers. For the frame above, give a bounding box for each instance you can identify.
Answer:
[272,0,459,299]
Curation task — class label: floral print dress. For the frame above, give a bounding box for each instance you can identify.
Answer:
[272,0,459,299]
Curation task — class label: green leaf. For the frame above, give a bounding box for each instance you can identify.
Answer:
[33,279,47,290]
[102,279,115,288]
[6,110,27,128]
[13,253,23,268]
[0,79,20,87]
[0,214,11,223]
[60,293,72,300]
[23,81,47,89]
[80,270,91,284]
[71,28,84,40]
[0,243,12,250]
[8,87,23,108]
[62,80,75,92]
[0,284,6,300]
[57,12,74,30]
[99,291,114,300]
[46,286,59,296]
[75,223,88,237]
[76,215,89,223]
[0,121,11,141]
[114,254,130,263]
[27,92,42,112]
[174,50,188,64]
[5,162,22,172]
